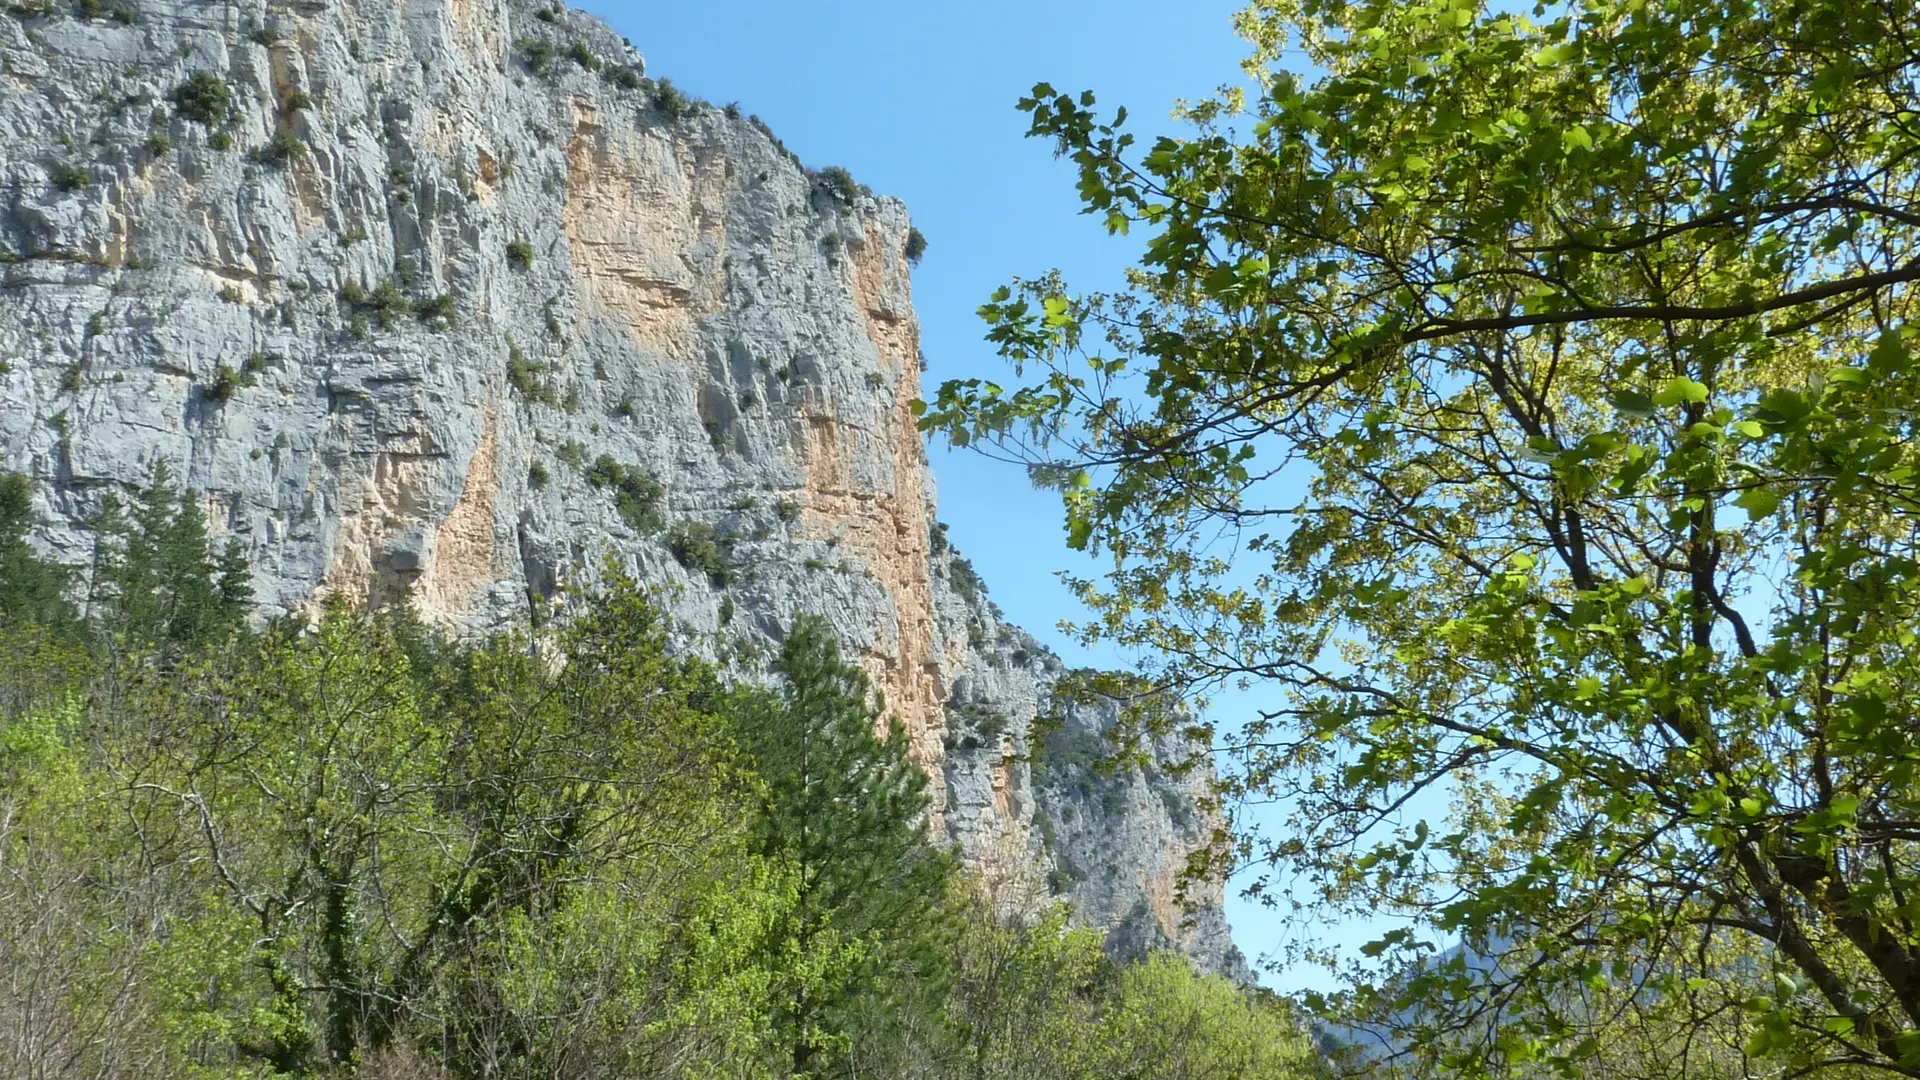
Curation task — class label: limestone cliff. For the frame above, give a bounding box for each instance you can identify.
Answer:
[0,0,1243,976]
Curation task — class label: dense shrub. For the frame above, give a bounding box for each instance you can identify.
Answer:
[584,455,664,533]
[169,71,230,124]
[665,520,730,587]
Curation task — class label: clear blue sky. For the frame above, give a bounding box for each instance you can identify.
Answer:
[577,0,1349,987]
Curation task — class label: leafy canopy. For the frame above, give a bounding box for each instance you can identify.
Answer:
[921,0,1920,1074]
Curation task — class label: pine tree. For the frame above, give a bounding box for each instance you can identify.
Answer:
[0,472,76,630]
[734,615,956,1078]
[87,463,251,648]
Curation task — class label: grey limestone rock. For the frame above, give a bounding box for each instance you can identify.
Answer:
[0,0,1243,977]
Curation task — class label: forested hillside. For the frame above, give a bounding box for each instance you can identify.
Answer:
[0,467,1310,1078]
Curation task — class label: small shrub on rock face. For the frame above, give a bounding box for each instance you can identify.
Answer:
[651,78,693,121]
[584,455,664,533]
[48,163,88,191]
[506,341,551,403]
[515,37,555,76]
[255,127,305,166]
[145,132,171,156]
[203,363,254,402]
[527,460,549,489]
[814,166,861,206]
[207,130,234,152]
[412,293,455,328]
[170,72,230,124]
[506,237,532,269]
[905,226,927,264]
[666,520,731,587]
[564,41,597,71]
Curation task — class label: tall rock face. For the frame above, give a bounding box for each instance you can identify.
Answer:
[0,0,1243,977]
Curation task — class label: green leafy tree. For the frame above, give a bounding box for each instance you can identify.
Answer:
[921,0,1920,1074]
[730,615,957,1078]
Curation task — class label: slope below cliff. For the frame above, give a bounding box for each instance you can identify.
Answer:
[0,0,1242,977]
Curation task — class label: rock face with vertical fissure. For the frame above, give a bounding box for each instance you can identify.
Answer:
[0,0,1244,977]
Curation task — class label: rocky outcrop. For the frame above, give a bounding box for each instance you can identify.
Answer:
[0,0,1243,976]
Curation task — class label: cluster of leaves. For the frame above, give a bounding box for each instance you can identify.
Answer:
[253,126,305,166]
[513,36,556,76]
[203,361,255,402]
[47,163,88,191]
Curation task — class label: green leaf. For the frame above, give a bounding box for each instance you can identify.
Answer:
[1532,43,1575,67]
[1610,390,1656,418]
[1561,125,1593,153]
[1652,377,1709,407]
[1734,487,1782,521]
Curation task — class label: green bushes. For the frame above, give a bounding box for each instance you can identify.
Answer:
[514,36,555,75]
[651,77,694,121]
[254,127,305,166]
[169,71,230,124]
[203,362,254,402]
[905,226,928,264]
[947,554,984,603]
[505,339,553,403]
[814,165,865,206]
[506,236,532,269]
[584,455,664,533]
[665,520,730,586]
[48,163,88,191]
[338,278,453,331]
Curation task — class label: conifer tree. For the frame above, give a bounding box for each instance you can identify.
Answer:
[86,463,250,648]
[734,615,956,1078]
[0,472,75,630]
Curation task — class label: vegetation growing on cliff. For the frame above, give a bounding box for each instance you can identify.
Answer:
[0,470,1309,1079]
[921,0,1920,1074]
